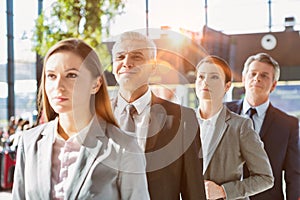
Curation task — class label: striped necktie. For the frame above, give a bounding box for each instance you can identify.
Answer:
[123,104,137,132]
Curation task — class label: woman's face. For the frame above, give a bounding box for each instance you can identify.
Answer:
[195,62,230,104]
[45,51,99,116]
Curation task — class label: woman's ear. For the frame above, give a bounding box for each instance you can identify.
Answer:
[225,81,232,92]
[91,76,102,94]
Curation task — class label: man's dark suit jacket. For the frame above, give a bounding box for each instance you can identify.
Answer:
[113,94,206,200]
[226,100,300,200]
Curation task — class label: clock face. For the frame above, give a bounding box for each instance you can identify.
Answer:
[261,34,277,50]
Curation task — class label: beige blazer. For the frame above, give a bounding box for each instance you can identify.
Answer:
[203,106,274,200]
[12,117,150,200]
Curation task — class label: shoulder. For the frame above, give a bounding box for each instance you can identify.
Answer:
[225,100,240,106]
[16,122,53,151]
[152,95,180,111]
[224,108,260,142]
[21,122,51,140]
[269,104,299,125]
[224,100,242,112]
[152,95,195,116]
[225,107,252,126]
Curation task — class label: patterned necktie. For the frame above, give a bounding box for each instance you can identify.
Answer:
[123,104,137,132]
[247,108,257,129]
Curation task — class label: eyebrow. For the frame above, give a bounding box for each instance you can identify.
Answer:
[116,51,144,56]
[65,68,79,72]
[249,70,270,74]
[45,67,79,73]
[130,51,144,55]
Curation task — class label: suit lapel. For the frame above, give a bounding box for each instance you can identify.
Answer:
[37,122,55,199]
[65,117,106,199]
[145,102,168,151]
[259,104,275,138]
[203,107,228,174]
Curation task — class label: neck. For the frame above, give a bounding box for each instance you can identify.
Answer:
[58,112,93,139]
[120,84,149,103]
[245,93,268,107]
[199,100,223,119]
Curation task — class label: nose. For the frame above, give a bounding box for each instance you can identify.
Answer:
[196,76,208,87]
[122,55,133,68]
[253,73,261,82]
[55,76,65,91]
[203,75,209,85]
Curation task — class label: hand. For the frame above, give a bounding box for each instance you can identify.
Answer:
[204,180,226,199]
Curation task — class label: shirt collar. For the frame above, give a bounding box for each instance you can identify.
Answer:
[117,88,152,115]
[243,99,270,117]
[196,105,223,125]
[53,115,95,144]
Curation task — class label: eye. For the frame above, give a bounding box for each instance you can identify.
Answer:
[131,54,144,61]
[211,75,219,80]
[46,73,56,80]
[115,54,125,61]
[198,74,205,80]
[66,73,78,78]
[249,72,256,77]
[260,74,269,79]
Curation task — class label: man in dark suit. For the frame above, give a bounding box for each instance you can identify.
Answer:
[226,53,300,200]
[110,31,206,199]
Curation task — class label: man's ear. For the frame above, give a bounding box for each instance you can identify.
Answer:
[91,76,102,94]
[270,81,277,93]
[149,59,157,75]
[242,76,246,86]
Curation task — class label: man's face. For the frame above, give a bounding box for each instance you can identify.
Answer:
[243,60,277,101]
[112,39,155,92]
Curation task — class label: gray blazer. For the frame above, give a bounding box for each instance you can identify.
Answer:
[203,106,274,200]
[12,117,150,200]
[226,100,300,200]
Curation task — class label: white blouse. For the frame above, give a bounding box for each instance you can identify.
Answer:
[51,117,93,199]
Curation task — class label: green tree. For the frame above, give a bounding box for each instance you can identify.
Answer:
[32,0,125,70]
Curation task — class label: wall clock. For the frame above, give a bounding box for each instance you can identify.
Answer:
[261,34,277,50]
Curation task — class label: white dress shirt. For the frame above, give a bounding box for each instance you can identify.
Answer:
[114,89,152,151]
[242,99,269,134]
[51,116,93,199]
[196,107,222,174]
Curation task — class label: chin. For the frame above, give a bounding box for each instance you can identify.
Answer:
[53,107,71,115]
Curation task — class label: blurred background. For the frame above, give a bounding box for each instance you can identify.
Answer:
[0,0,300,196]
[1,0,300,127]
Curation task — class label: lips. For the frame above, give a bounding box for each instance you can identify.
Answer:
[119,71,134,75]
[118,69,138,76]
[53,96,68,102]
[251,84,263,89]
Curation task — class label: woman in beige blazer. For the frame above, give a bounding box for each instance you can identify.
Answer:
[12,38,149,200]
[195,55,274,199]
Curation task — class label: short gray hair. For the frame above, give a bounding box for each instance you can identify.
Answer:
[112,31,157,60]
[242,53,280,81]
